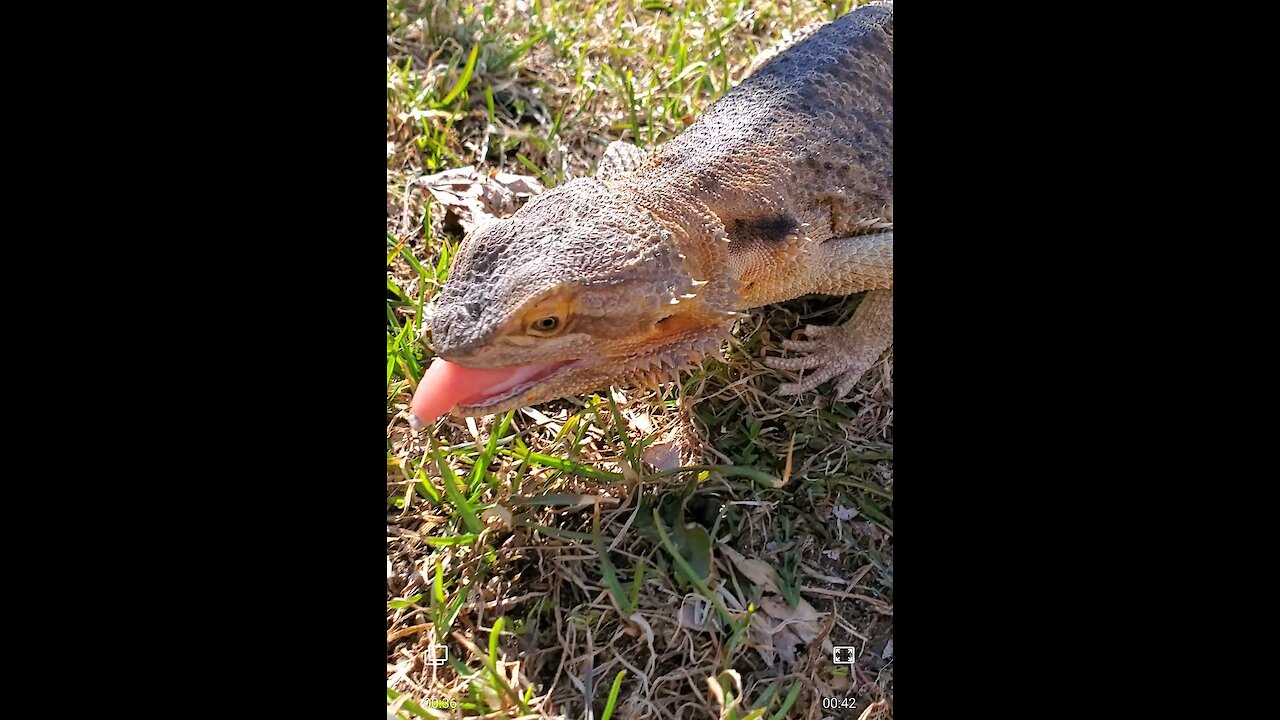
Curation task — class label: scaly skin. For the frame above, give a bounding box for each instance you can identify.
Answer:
[429,2,892,415]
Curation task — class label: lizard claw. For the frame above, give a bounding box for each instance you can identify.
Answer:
[767,325,878,397]
[775,325,840,359]
[765,290,892,400]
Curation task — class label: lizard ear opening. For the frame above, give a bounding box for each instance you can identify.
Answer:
[648,312,713,341]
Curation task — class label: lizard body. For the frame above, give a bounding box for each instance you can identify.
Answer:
[412,2,892,424]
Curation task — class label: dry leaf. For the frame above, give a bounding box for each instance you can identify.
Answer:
[859,699,891,720]
[491,171,544,197]
[782,431,795,486]
[641,441,681,471]
[625,408,653,435]
[481,505,513,529]
[719,543,782,596]
[678,595,712,631]
[625,612,656,655]
[716,582,746,612]
[417,166,545,233]
[772,627,806,665]
[706,670,743,717]
[748,596,828,666]
[519,407,564,439]
[748,612,779,667]
[758,596,823,644]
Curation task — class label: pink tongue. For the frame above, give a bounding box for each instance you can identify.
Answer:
[410,358,552,425]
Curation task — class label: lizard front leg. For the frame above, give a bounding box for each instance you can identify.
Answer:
[767,289,892,397]
[765,231,893,398]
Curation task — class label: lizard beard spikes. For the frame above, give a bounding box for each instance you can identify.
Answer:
[619,335,727,390]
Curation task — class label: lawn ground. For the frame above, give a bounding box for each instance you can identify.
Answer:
[387,2,893,717]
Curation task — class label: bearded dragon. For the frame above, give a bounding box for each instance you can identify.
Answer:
[409,2,892,427]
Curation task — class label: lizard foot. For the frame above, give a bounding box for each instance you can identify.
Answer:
[765,289,892,399]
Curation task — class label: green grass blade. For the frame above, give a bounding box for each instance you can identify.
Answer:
[432,560,447,606]
[388,593,424,610]
[628,560,646,611]
[387,688,432,719]
[387,234,406,266]
[500,447,625,482]
[483,85,496,125]
[751,681,781,711]
[416,467,442,504]
[431,441,485,535]
[515,153,553,188]
[592,513,635,614]
[839,478,893,500]
[494,31,546,70]
[424,534,479,547]
[604,393,638,472]
[649,463,779,484]
[769,681,804,720]
[397,242,427,280]
[858,498,893,532]
[652,509,734,626]
[480,616,528,713]
[488,616,504,663]
[387,278,409,302]
[600,670,627,720]
[472,410,514,494]
[437,43,480,106]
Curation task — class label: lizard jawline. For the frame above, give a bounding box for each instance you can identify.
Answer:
[452,334,725,415]
[453,315,732,415]
[454,359,587,411]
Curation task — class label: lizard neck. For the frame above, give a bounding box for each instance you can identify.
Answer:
[608,172,742,315]
[616,165,807,313]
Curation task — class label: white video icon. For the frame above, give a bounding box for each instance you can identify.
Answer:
[832,646,857,665]
[426,644,449,666]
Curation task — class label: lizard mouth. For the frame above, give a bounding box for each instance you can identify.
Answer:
[455,359,587,411]
[410,357,588,426]
[409,320,731,426]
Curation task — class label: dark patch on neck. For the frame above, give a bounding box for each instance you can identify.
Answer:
[731,214,800,244]
[694,171,721,196]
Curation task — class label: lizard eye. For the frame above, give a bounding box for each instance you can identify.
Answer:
[528,316,561,335]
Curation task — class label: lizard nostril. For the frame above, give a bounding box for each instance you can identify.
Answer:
[431,305,458,341]
[431,304,482,354]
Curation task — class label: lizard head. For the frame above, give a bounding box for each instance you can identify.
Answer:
[412,176,736,422]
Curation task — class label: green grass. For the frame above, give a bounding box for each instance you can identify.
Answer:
[387,2,893,718]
